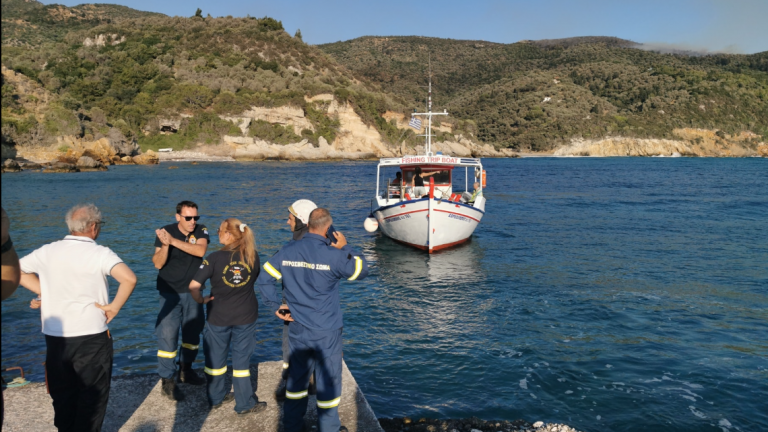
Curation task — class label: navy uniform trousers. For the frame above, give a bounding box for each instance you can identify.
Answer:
[284,321,343,432]
[155,291,204,378]
[203,320,259,412]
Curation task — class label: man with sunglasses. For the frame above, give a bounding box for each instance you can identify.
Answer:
[152,200,209,400]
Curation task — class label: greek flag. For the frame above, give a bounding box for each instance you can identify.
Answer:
[408,117,422,131]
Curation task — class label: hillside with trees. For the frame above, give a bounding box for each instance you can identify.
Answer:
[320,36,768,151]
[2,0,766,156]
[1,0,416,153]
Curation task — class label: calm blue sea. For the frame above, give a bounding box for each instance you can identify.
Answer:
[2,158,766,432]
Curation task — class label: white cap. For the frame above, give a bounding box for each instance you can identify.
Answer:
[288,199,317,224]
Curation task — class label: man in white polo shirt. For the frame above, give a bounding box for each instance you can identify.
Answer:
[19,203,137,432]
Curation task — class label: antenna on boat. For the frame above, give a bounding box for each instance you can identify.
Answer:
[413,53,447,157]
[427,56,432,156]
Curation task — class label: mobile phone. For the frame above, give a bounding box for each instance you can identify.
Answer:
[278,309,290,316]
[327,224,338,241]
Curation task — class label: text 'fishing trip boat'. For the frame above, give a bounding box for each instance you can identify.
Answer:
[364,79,486,253]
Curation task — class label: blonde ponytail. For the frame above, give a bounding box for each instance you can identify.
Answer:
[221,217,257,269]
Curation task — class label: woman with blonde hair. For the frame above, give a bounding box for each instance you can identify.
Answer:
[189,217,267,415]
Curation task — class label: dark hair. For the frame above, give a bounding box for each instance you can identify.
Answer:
[176,201,198,214]
[396,172,402,178]
[308,208,332,231]
[414,166,422,175]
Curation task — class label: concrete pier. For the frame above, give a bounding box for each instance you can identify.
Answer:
[2,360,384,432]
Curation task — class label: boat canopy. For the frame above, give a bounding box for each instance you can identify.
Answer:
[378,155,483,168]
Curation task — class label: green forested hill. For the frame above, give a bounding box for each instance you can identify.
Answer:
[2,0,766,154]
[1,0,409,150]
[320,36,768,151]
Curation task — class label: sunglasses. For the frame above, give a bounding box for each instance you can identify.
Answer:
[180,216,200,221]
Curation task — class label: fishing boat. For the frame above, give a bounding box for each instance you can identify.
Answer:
[364,80,486,253]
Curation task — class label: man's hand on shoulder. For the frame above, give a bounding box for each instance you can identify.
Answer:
[331,231,347,250]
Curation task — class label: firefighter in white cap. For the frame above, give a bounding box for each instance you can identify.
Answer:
[275,199,318,399]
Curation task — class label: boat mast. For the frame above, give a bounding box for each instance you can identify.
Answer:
[413,57,448,157]
[427,64,432,156]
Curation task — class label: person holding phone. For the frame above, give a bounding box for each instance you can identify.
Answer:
[189,218,267,415]
[276,199,317,399]
[151,200,209,400]
[258,208,369,432]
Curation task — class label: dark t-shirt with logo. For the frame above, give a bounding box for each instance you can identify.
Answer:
[192,250,260,326]
[154,223,210,294]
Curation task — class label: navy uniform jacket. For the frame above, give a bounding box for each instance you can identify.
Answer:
[257,233,368,331]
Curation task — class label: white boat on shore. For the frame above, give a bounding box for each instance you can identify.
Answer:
[365,79,486,253]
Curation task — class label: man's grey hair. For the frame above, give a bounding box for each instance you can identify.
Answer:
[65,203,102,233]
[308,208,332,231]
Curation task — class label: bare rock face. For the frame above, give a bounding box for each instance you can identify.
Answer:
[1,159,22,173]
[19,161,43,170]
[44,162,78,173]
[554,137,693,157]
[237,106,315,135]
[554,128,761,157]
[230,137,375,161]
[327,100,397,158]
[113,156,136,165]
[17,129,139,165]
[83,34,125,47]
[428,135,519,158]
[76,156,108,172]
[133,150,159,165]
[106,128,140,157]
[758,143,768,157]
[218,95,516,160]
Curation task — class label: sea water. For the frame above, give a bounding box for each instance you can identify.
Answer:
[1,158,766,432]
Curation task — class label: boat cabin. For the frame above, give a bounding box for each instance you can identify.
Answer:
[376,156,484,204]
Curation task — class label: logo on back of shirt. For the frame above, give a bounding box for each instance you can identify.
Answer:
[223,262,251,288]
[189,235,197,244]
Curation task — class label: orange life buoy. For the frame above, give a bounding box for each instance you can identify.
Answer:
[482,170,487,188]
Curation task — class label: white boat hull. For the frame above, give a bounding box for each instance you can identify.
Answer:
[373,196,485,253]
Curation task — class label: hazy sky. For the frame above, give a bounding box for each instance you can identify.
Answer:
[43,0,768,54]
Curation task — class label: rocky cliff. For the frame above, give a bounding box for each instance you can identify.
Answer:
[2,65,157,169]
[8,134,155,169]
[162,94,517,161]
[553,128,765,157]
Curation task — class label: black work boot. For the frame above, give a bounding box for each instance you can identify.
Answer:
[210,392,235,409]
[275,379,287,401]
[178,362,206,385]
[161,376,185,401]
[237,400,267,415]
